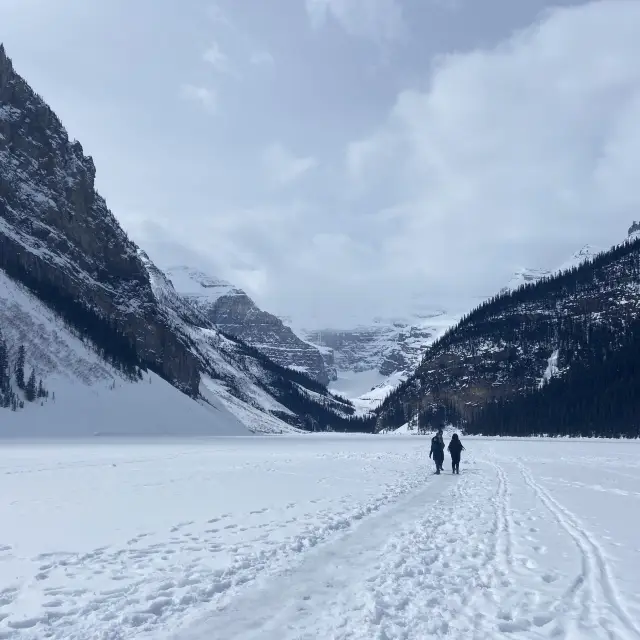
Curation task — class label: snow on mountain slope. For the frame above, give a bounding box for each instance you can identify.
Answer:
[0,269,249,437]
[141,257,357,433]
[302,311,459,413]
[0,46,362,435]
[0,44,202,397]
[377,230,640,432]
[501,244,600,294]
[316,240,605,414]
[164,266,240,306]
[500,267,553,293]
[164,266,332,385]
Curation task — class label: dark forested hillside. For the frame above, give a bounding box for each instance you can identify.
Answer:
[376,235,640,436]
[466,318,640,438]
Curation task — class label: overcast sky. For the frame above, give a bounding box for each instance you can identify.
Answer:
[2,0,640,327]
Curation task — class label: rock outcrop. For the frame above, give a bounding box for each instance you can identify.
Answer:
[0,45,372,433]
[165,266,332,385]
[0,45,200,395]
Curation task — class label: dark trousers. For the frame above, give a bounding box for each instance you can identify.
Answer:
[451,454,460,474]
[434,455,444,472]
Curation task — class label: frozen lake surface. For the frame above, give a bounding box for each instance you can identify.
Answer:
[1,435,640,639]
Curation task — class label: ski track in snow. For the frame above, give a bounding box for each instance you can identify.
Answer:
[518,462,640,639]
[1,438,639,639]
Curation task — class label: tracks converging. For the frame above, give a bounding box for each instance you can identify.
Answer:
[519,462,640,639]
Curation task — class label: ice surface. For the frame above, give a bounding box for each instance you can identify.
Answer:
[1,437,639,639]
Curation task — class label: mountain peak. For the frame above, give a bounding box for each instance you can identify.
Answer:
[628,221,640,240]
[164,265,241,303]
[0,43,13,82]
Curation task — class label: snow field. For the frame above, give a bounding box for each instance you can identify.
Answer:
[1,437,639,639]
[0,436,433,639]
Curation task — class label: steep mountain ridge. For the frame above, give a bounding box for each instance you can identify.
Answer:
[165,266,332,385]
[0,44,200,396]
[0,45,367,434]
[307,240,602,414]
[145,259,361,433]
[0,268,250,436]
[376,230,640,432]
[302,311,457,409]
[500,244,600,294]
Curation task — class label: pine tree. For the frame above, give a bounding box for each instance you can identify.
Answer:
[25,369,36,402]
[15,345,25,390]
[0,328,10,407]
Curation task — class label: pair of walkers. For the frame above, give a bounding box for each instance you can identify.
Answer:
[429,429,465,475]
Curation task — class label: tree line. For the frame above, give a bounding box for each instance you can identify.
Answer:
[466,317,640,438]
[0,329,49,410]
[375,235,640,436]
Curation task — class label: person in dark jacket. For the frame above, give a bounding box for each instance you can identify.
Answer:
[429,430,445,474]
[448,433,465,474]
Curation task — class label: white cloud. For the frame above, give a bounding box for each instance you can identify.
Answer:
[250,51,275,68]
[180,84,217,114]
[206,3,232,27]
[263,142,318,187]
[203,41,237,77]
[305,0,405,43]
[343,0,640,301]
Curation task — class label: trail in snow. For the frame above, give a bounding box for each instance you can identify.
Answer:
[179,448,640,640]
[519,461,640,639]
[1,438,640,640]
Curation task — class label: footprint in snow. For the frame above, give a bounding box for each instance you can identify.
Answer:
[533,613,555,627]
[170,521,194,533]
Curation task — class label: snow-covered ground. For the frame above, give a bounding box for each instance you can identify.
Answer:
[1,437,639,639]
[328,369,407,414]
[0,269,249,437]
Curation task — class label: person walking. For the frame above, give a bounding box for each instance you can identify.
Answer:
[448,433,465,474]
[429,430,445,474]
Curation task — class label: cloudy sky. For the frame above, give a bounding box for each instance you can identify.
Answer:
[2,0,640,327]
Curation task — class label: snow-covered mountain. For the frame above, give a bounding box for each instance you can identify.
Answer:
[164,266,332,385]
[376,228,640,432]
[0,269,251,436]
[501,244,600,294]
[302,240,608,415]
[0,45,365,436]
[301,311,459,413]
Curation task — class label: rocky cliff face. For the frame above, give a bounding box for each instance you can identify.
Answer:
[164,266,332,385]
[304,314,451,378]
[0,45,368,433]
[0,45,200,395]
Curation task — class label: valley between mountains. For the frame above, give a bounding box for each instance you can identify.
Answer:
[2,19,640,640]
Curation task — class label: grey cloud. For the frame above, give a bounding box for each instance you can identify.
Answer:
[2,0,637,328]
[263,143,318,187]
[180,84,217,114]
[305,0,405,43]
